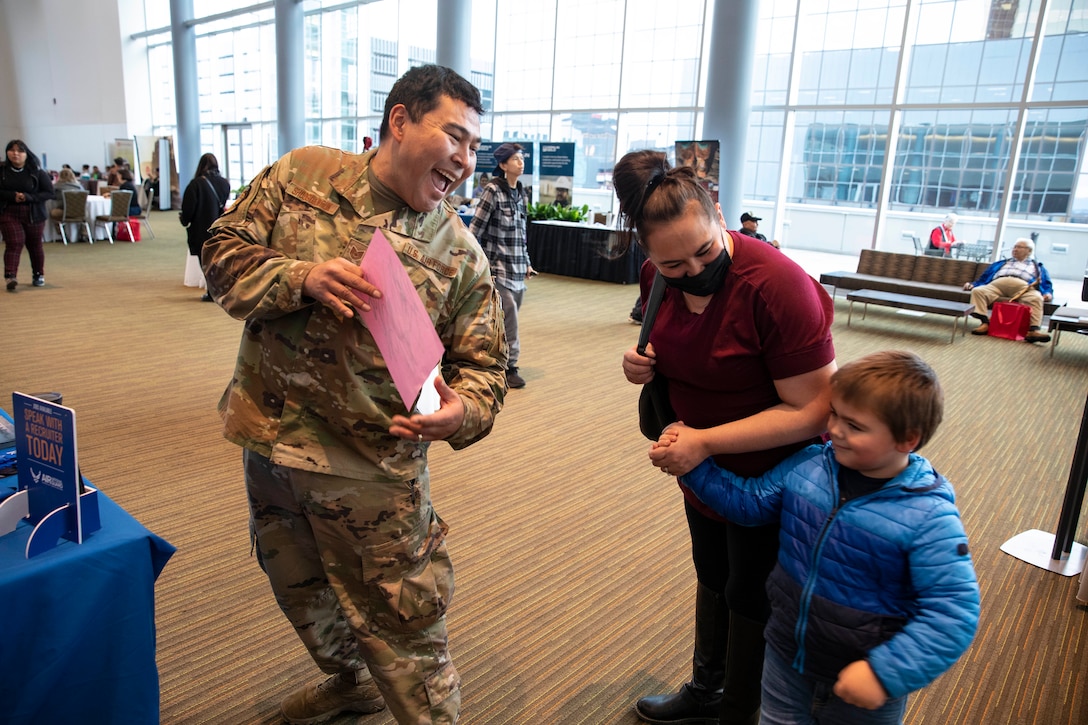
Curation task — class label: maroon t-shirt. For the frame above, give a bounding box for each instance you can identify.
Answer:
[640,231,836,519]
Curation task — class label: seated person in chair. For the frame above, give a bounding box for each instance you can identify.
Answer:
[963,237,1053,343]
[50,168,83,220]
[738,211,780,248]
[118,169,142,216]
[928,213,958,255]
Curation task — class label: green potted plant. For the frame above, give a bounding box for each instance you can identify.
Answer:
[527,202,591,223]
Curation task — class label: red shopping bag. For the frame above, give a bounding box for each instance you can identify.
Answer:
[989,301,1030,340]
[117,218,141,242]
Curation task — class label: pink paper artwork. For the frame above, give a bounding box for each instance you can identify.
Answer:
[354,230,444,412]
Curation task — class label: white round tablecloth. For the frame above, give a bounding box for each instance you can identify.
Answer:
[43,195,113,242]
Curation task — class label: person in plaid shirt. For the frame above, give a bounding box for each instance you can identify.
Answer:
[470,142,535,388]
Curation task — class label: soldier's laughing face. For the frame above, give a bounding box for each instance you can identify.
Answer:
[383,94,481,213]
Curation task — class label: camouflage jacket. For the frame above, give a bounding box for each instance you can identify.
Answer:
[203,146,508,481]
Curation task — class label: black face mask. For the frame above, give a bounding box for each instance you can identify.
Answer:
[661,245,732,297]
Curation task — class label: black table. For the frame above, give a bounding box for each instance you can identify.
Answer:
[845,289,975,343]
[1047,306,1088,357]
[527,220,646,284]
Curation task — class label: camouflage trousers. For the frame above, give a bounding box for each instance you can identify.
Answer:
[243,450,460,724]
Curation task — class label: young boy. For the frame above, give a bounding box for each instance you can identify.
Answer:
[660,350,979,724]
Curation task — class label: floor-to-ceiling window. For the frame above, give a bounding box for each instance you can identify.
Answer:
[134,0,1088,276]
[745,0,1087,263]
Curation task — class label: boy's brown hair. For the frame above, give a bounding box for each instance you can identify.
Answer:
[830,350,944,451]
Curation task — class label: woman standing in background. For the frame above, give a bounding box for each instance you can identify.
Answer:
[1,140,55,291]
[180,152,230,301]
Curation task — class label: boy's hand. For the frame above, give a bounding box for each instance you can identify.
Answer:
[654,430,679,448]
[833,660,888,710]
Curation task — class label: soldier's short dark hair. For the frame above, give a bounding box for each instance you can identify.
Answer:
[379,65,484,142]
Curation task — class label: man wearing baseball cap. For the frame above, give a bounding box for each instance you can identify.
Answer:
[738,211,779,248]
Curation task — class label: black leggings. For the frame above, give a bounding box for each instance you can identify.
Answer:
[685,498,779,622]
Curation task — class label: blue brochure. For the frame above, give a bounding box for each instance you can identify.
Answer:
[12,392,83,542]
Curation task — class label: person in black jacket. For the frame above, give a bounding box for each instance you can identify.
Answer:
[118,168,142,216]
[1,139,55,291]
[180,152,230,301]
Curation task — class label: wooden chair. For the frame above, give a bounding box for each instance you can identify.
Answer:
[93,190,135,244]
[134,187,156,239]
[53,190,92,245]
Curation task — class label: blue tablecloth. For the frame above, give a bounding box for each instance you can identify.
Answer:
[0,482,175,724]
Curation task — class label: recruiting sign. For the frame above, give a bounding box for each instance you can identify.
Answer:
[10,392,99,552]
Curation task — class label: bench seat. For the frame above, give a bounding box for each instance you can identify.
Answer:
[846,289,975,343]
[820,250,1060,316]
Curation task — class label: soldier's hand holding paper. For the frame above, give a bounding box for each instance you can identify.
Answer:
[302,257,382,318]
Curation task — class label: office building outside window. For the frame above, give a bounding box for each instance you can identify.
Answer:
[134,0,1087,273]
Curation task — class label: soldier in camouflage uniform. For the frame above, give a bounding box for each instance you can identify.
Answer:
[202,65,507,725]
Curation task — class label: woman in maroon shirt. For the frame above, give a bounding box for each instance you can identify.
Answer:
[617,150,836,725]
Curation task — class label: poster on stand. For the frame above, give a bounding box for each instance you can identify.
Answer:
[538,142,575,207]
[13,393,80,530]
[108,139,137,177]
[473,141,534,204]
[675,140,720,202]
[8,392,100,555]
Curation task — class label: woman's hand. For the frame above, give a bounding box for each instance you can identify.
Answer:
[648,422,705,477]
[622,343,656,384]
[389,374,465,442]
[302,258,382,319]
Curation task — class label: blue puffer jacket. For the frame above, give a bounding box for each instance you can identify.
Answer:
[682,442,980,699]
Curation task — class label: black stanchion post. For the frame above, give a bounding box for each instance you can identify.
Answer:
[1051,391,1088,560]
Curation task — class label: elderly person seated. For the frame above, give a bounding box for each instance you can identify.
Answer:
[929,213,958,255]
[963,237,1053,343]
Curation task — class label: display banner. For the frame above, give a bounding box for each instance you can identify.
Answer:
[8,392,100,555]
[13,393,80,530]
[473,141,535,202]
[538,142,575,207]
[675,140,720,201]
[108,139,137,179]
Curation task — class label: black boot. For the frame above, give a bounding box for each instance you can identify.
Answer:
[636,583,729,724]
[718,612,766,725]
